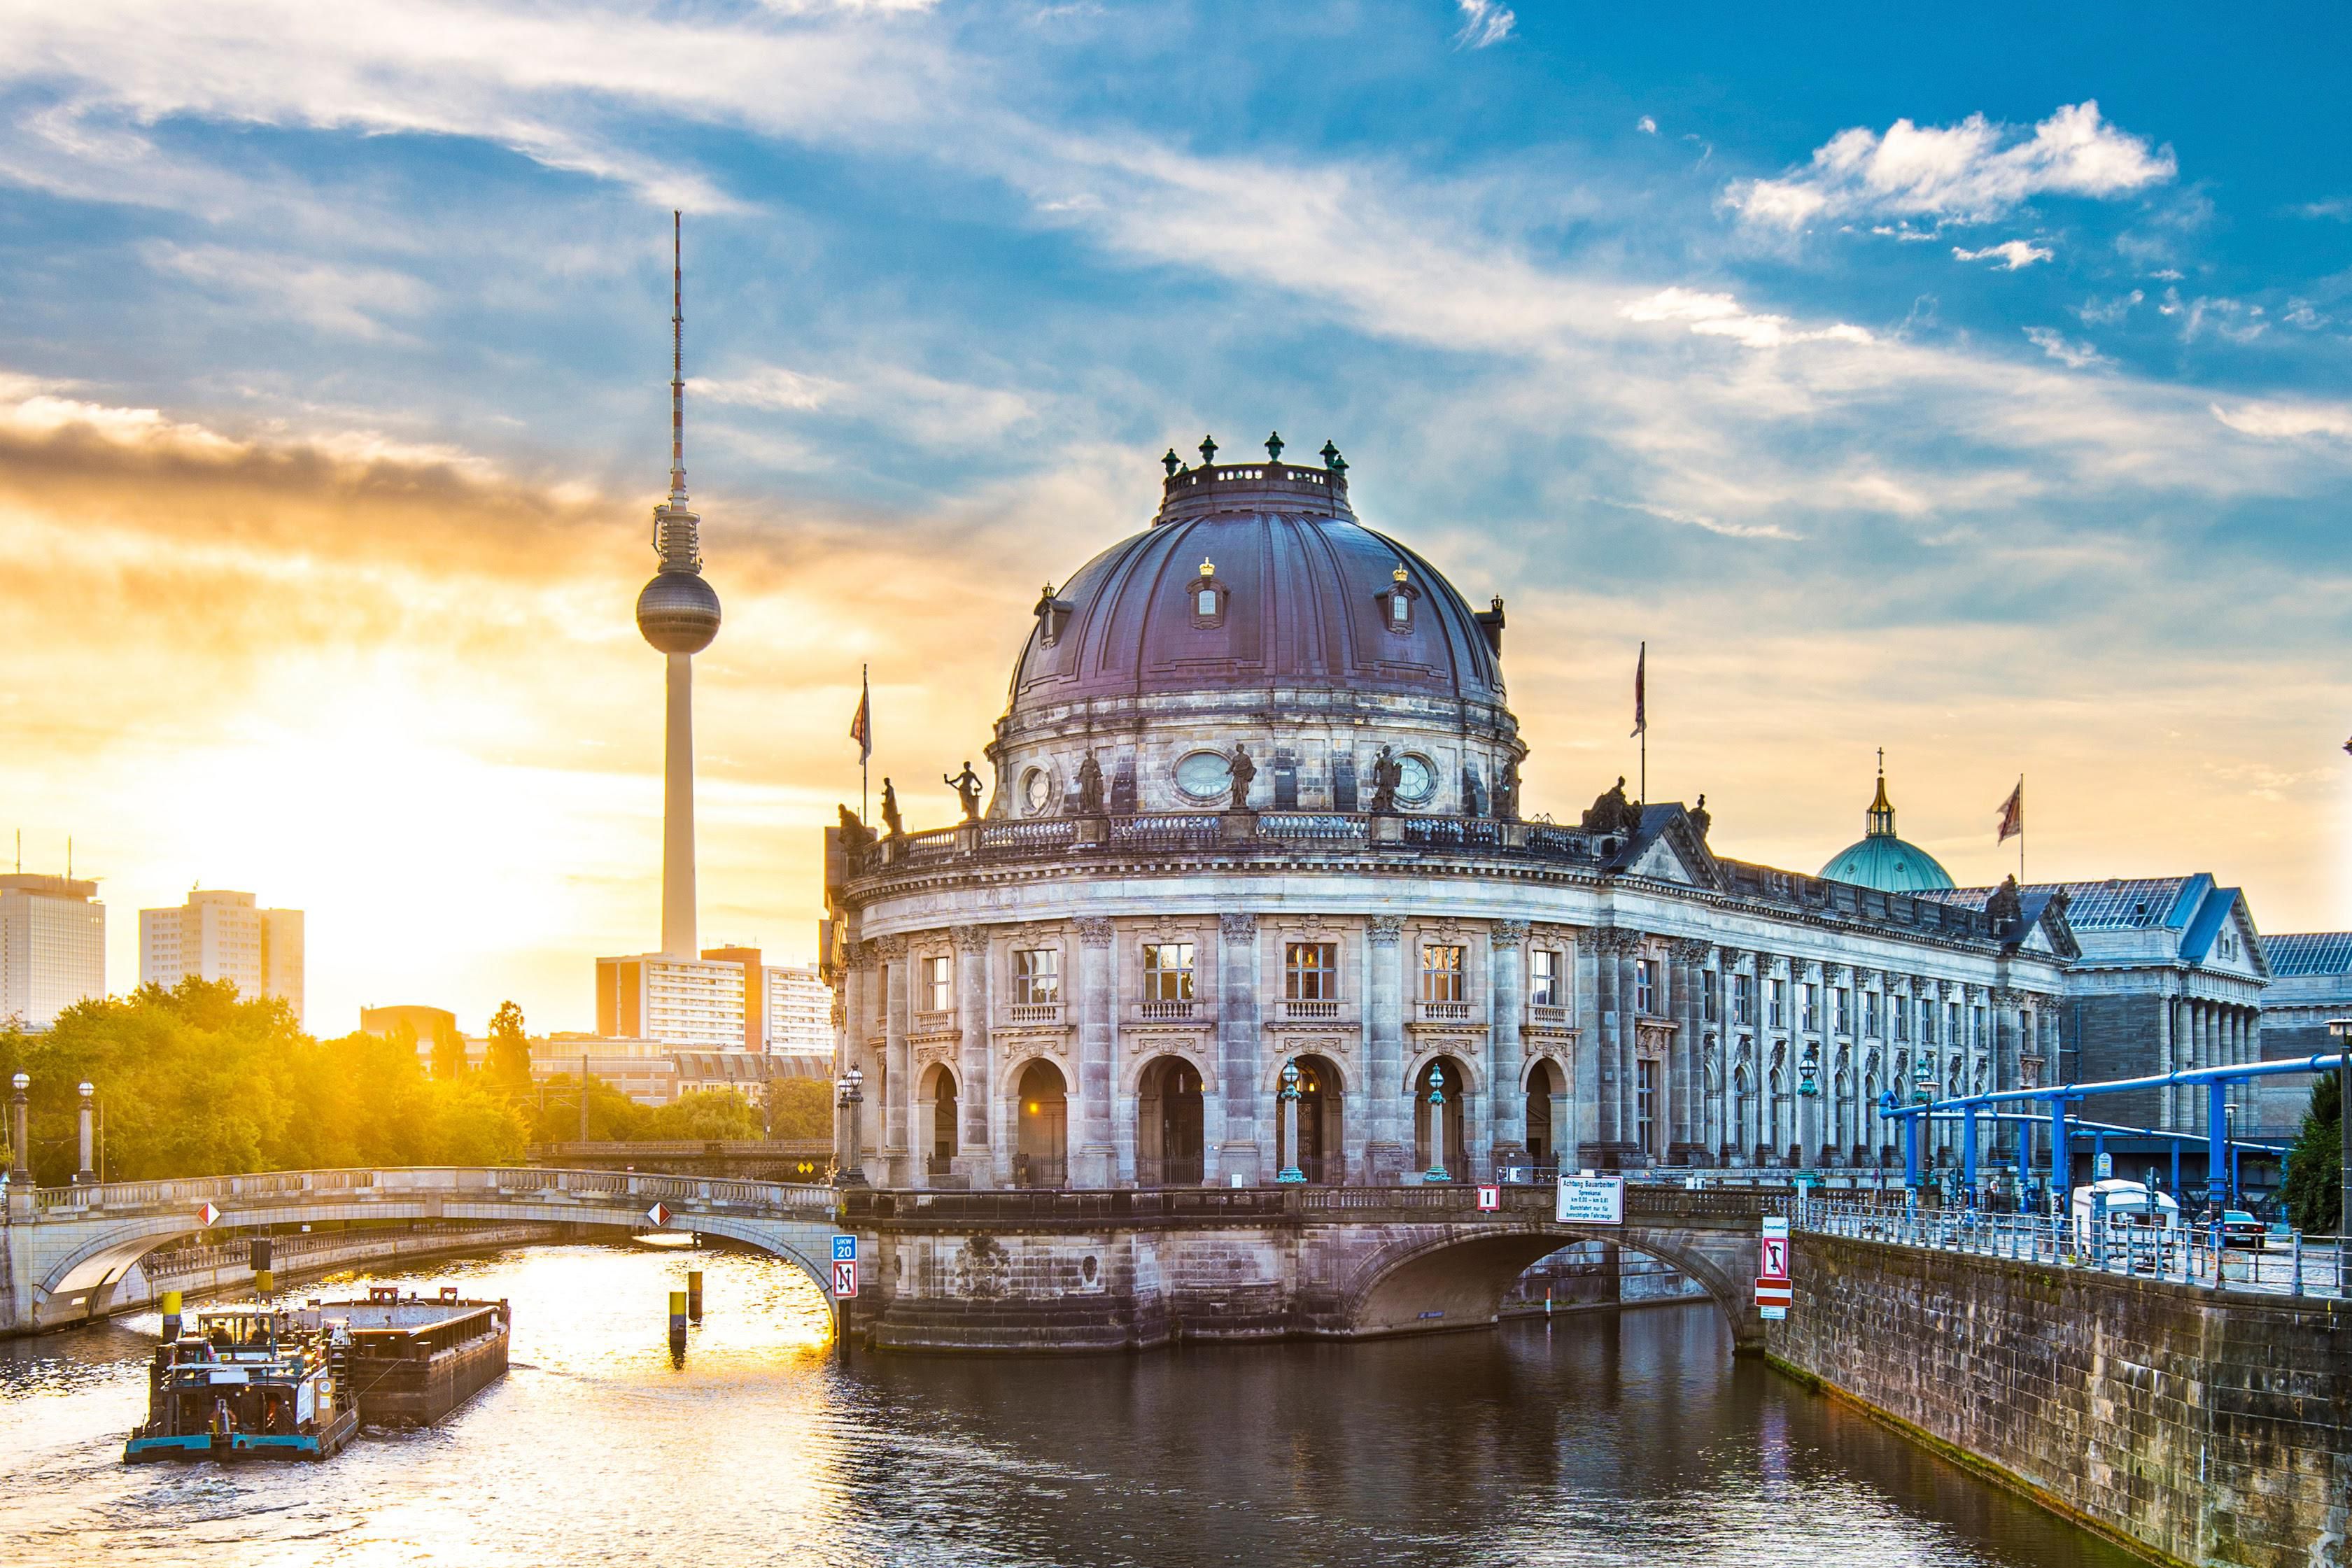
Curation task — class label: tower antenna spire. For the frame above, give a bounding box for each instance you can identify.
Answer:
[670,209,686,506]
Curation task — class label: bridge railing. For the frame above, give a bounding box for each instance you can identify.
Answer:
[15,1167,836,1220]
[1799,1194,2347,1301]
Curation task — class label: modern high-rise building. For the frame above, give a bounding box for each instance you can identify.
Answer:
[0,873,106,1029]
[593,950,746,1047]
[763,963,832,1057]
[633,212,721,959]
[140,889,304,1024]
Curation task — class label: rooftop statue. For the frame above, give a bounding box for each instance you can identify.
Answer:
[1368,746,1404,815]
[1227,744,1256,810]
[880,778,904,841]
[1076,751,1105,817]
[945,761,985,824]
[1581,776,1642,838]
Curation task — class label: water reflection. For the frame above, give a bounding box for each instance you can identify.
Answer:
[0,1243,2136,1567]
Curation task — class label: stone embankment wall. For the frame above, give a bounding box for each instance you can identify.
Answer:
[1768,1231,2350,1568]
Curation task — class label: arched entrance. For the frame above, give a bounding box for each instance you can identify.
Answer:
[1276,1054,1344,1184]
[1014,1059,1068,1189]
[1411,1057,1470,1180]
[1136,1055,1204,1186]
[1523,1058,1566,1168]
[922,1064,959,1178]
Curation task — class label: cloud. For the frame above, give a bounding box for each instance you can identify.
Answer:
[1453,0,1514,48]
[2290,197,2352,220]
[689,366,841,413]
[1619,287,1873,348]
[1731,101,2174,229]
[144,243,432,340]
[1636,115,1657,135]
[2023,327,2108,369]
[1600,497,1801,542]
[2076,290,2143,325]
[2211,400,2352,441]
[1951,240,2052,271]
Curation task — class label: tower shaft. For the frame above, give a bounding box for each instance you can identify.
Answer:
[662,651,698,957]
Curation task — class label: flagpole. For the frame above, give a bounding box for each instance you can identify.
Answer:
[860,663,871,826]
[2019,773,2026,886]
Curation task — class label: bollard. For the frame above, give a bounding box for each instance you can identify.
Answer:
[160,1290,183,1343]
[686,1269,704,1322]
[669,1290,689,1354]
[251,1237,274,1300]
[2290,1230,2303,1298]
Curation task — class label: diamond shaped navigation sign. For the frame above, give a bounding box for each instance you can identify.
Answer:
[646,1201,672,1228]
[197,1201,220,1227]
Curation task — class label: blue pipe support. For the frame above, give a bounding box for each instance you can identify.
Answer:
[1961,1106,1978,1199]
[2049,1099,2069,1210]
[2207,1081,2229,1214]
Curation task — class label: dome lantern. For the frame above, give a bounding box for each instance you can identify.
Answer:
[1818,751,1955,893]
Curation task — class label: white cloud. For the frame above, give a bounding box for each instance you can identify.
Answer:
[1731,101,2174,229]
[689,366,842,412]
[1951,240,2051,271]
[2211,401,2352,440]
[2024,327,2107,369]
[1619,287,1873,348]
[1636,115,1657,135]
[2076,290,2143,325]
[1604,497,1800,542]
[143,243,430,339]
[2290,197,2352,221]
[1453,0,1514,48]
[694,360,1034,450]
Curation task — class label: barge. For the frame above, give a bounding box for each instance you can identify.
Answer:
[297,1286,512,1427]
[125,1308,358,1462]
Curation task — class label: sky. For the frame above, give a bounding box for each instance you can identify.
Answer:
[3,0,2350,1036]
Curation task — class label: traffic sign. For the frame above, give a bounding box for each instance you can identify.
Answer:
[1475,1184,1500,1212]
[1760,1305,1789,1320]
[1754,1278,1793,1309]
[1760,1236,1789,1280]
[831,1234,857,1262]
[831,1259,859,1297]
[645,1201,672,1228]
[197,1201,220,1227]
[1556,1175,1625,1224]
[1761,1215,1789,1239]
[2094,1152,2113,1182]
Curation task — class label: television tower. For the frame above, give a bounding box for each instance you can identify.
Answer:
[634,213,721,957]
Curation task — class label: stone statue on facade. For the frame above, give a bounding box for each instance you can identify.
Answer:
[1076,751,1106,816]
[880,778,904,840]
[1985,874,2023,929]
[1367,745,1404,814]
[1689,793,1710,840]
[945,761,985,823]
[1580,775,1641,837]
[836,804,875,854]
[1227,743,1257,810]
[1495,758,1521,821]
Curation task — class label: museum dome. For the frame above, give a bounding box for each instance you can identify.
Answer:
[1819,762,1955,894]
[1004,439,1506,718]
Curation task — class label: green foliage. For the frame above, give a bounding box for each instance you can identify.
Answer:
[430,1019,470,1080]
[2281,1071,2343,1234]
[641,1089,765,1141]
[0,980,526,1185]
[521,1073,648,1143]
[484,1000,532,1089]
[766,1077,833,1140]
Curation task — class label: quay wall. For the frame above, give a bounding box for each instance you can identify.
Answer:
[1767,1231,2351,1568]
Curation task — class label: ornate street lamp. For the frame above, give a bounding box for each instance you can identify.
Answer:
[75,1081,95,1185]
[1276,1061,1306,1185]
[835,1065,868,1189]
[8,1072,27,1183]
[1423,1073,1450,1185]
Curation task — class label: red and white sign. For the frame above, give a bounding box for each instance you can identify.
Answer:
[1754,1278,1793,1309]
[1475,1184,1500,1212]
[197,1201,220,1227]
[1760,1236,1789,1280]
[831,1259,859,1297]
[645,1201,672,1228]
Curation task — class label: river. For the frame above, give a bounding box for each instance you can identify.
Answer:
[0,1241,2140,1566]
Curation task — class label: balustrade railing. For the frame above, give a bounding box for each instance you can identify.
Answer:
[17,1166,834,1217]
[1007,1002,1063,1025]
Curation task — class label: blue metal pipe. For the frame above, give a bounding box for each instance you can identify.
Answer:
[1882,1052,2348,1117]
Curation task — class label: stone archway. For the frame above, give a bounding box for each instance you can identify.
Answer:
[1013,1059,1069,1189]
[920,1062,960,1179]
[1136,1054,1205,1186]
[1523,1057,1567,1169]
[1411,1056,1471,1180]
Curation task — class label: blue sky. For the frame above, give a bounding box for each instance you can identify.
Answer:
[2,0,2348,1031]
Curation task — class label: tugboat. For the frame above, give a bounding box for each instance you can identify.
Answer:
[124,1307,359,1462]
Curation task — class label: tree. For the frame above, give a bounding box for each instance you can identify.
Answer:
[766,1077,834,1140]
[430,1019,470,1080]
[2281,1071,2342,1234]
[484,1001,533,1090]
[642,1089,765,1141]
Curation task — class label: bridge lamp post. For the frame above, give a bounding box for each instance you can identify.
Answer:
[1423,1075,1450,1185]
[1276,1061,1306,1184]
[1797,1047,1820,1171]
[835,1066,868,1189]
[8,1072,27,1184]
[74,1082,94,1185]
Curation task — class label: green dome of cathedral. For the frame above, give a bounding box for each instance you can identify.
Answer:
[1819,760,1955,893]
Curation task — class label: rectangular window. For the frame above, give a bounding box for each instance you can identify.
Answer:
[924,955,953,1013]
[1636,1059,1658,1152]
[1390,594,1410,626]
[1863,991,1879,1037]
[1895,996,1909,1041]
[1801,983,1818,1031]
[1635,959,1658,1015]
[1948,1001,1962,1045]
[1733,973,1754,1025]
[1921,1001,1937,1044]
[1702,973,1719,1024]
[1529,949,1561,1008]
[1142,943,1195,1002]
[1836,988,1852,1033]
[1768,977,1785,1028]
[1285,942,1338,1001]
[1973,1005,1987,1046]
[1421,944,1466,1003]
[1013,948,1059,1005]
[1197,588,1218,616]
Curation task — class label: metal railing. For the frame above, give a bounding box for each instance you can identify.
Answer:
[1797,1194,2348,1300]
[15,1167,838,1220]
[1134,1154,1206,1187]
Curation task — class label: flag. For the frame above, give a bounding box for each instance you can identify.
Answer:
[1630,642,1646,738]
[1995,777,2024,843]
[849,668,871,763]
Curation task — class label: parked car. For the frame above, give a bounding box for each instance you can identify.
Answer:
[2218,1210,2266,1250]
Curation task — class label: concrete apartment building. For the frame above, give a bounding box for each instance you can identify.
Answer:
[0,873,107,1029]
[140,889,304,1024]
[594,945,829,1057]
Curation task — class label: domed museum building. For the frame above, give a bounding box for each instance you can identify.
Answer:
[822,439,2079,1189]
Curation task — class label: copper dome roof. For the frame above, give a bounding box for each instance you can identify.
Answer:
[1005,458,1507,714]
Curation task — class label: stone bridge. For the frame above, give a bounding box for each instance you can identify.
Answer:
[840,1182,1780,1352]
[1,1168,840,1334]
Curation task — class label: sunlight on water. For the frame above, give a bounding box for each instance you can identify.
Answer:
[0,1243,2139,1567]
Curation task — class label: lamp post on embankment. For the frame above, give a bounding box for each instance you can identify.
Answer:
[8,1072,27,1186]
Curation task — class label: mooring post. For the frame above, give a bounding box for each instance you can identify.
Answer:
[251,1237,274,1300]
[160,1290,183,1343]
[686,1269,704,1322]
[669,1290,688,1355]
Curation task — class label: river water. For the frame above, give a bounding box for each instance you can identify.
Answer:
[1,1242,2139,1567]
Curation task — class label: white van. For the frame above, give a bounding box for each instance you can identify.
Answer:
[2070,1178,2181,1248]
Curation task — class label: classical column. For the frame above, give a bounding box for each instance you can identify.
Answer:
[1592,931,1623,1151]
[1075,917,1117,1189]
[880,935,911,1186]
[1668,939,1708,1164]
[1216,912,1262,1186]
[2157,991,2178,1131]
[953,924,992,1185]
[1488,919,1529,1167]
[1365,916,1407,1182]
[1618,938,1642,1158]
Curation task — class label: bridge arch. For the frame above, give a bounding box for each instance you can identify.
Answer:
[1340,1220,1762,1352]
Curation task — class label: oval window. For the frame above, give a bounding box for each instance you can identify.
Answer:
[1395,754,1435,804]
[1022,768,1054,815]
[1174,751,1232,800]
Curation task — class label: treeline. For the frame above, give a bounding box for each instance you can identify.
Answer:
[0,979,831,1187]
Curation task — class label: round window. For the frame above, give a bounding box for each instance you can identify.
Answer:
[1395,753,1436,804]
[1022,767,1054,815]
[1174,750,1232,800]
